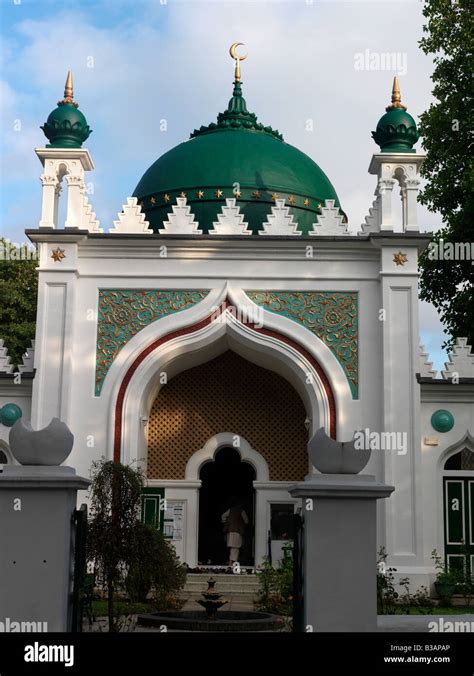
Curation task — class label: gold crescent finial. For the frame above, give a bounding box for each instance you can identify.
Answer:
[58,70,78,106]
[229,42,247,81]
[386,76,407,111]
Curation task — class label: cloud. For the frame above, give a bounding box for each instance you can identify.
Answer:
[0,0,449,361]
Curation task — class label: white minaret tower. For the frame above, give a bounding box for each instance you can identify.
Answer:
[35,71,100,231]
[362,77,426,234]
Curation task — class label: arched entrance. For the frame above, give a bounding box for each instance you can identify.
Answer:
[198,446,256,566]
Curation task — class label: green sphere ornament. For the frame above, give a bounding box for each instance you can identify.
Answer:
[0,403,23,427]
[41,71,91,149]
[371,77,419,153]
[431,409,454,433]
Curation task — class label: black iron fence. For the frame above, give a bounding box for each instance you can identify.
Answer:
[292,512,304,632]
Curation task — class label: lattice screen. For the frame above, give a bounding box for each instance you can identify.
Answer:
[147,350,308,480]
[461,448,474,470]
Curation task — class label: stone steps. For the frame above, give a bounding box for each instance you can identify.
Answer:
[182,573,260,598]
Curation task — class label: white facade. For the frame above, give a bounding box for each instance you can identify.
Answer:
[1,102,473,591]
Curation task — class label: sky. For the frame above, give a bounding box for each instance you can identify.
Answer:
[0,0,453,374]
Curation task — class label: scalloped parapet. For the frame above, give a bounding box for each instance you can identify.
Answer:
[359,198,381,235]
[259,199,301,236]
[82,195,102,232]
[0,339,13,374]
[442,338,474,380]
[18,341,35,374]
[309,199,349,236]
[209,198,252,235]
[110,197,152,234]
[419,345,437,378]
[159,197,202,235]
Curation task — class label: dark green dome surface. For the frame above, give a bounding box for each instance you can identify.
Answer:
[133,82,343,235]
[41,102,91,149]
[372,107,419,153]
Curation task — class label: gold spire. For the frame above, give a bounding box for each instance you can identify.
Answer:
[229,42,247,81]
[386,76,407,111]
[58,71,78,107]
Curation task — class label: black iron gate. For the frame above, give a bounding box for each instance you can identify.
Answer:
[71,504,88,632]
[292,511,304,632]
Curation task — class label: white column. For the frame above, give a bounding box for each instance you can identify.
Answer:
[405,179,421,232]
[39,175,59,228]
[378,179,395,231]
[64,175,84,229]
[53,182,62,228]
[400,185,408,231]
[380,245,424,574]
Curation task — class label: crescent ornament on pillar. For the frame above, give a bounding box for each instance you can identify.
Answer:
[308,427,371,474]
[9,418,74,466]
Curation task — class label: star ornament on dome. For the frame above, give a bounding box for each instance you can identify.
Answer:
[271,192,279,201]
[51,247,66,262]
[163,194,171,203]
[150,196,156,205]
[287,195,296,205]
[215,189,223,198]
[179,191,187,199]
[196,190,205,199]
[393,251,408,266]
[304,198,310,207]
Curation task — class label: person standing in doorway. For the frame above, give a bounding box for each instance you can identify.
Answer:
[221,498,249,566]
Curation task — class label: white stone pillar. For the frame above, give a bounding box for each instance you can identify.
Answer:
[400,185,408,231]
[378,179,395,231]
[0,465,90,632]
[39,174,59,228]
[289,474,394,632]
[405,179,421,232]
[377,241,426,577]
[65,174,85,229]
[53,182,62,228]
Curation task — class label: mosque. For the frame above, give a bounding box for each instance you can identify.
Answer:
[0,45,473,587]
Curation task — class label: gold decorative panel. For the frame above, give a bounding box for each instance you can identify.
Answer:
[147,350,308,481]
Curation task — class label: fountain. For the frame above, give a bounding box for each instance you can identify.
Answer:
[137,576,283,632]
[196,577,228,619]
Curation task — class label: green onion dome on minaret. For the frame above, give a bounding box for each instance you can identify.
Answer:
[133,44,344,234]
[372,77,419,153]
[41,71,91,148]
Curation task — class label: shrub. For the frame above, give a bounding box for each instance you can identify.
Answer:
[255,555,293,616]
[126,523,186,606]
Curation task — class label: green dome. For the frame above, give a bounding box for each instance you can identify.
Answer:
[372,77,419,153]
[133,81,343,234]
[41,72,91,149]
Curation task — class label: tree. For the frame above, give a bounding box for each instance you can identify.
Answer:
[0,238,38,365]
[87,460,144,632]
[417,0,474,349]
[87,459,186,630]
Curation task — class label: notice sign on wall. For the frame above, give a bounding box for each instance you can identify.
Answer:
[164,501,184,541]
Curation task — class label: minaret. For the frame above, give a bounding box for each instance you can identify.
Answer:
[36,71,99,230]
[366,77,425,232]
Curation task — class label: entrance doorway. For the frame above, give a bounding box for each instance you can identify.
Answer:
[198,447,255,566]
[443,447,474,576]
